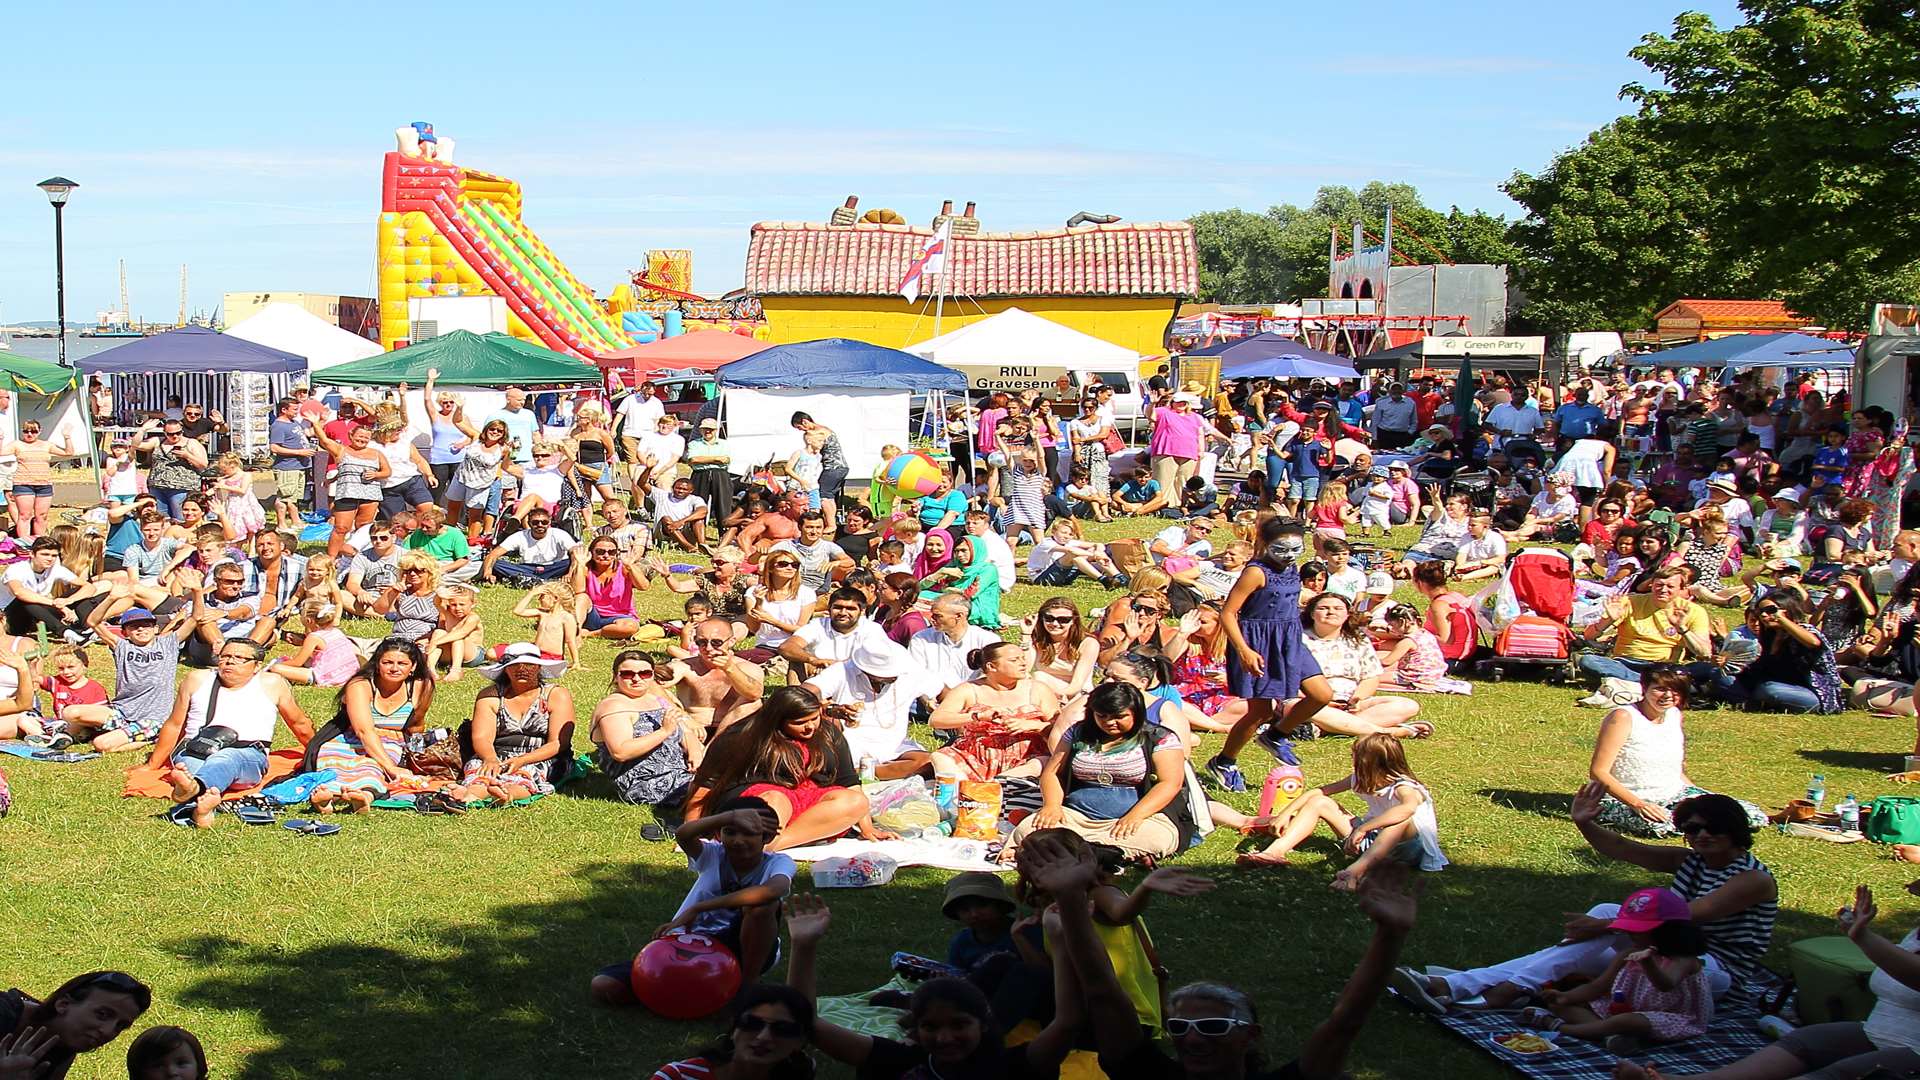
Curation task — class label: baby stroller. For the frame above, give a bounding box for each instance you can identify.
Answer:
[1474,547,1577,683]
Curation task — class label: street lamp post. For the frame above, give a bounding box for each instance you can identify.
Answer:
[36,178,77,368]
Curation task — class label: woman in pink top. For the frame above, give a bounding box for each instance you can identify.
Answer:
[1148,392,1217,498]
[570,536,649,642]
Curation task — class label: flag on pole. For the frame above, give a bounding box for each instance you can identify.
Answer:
[898,219,952,304]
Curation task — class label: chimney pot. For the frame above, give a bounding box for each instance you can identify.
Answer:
[940,200,954,215]
[844,195,858,208]
[963,201,977,218]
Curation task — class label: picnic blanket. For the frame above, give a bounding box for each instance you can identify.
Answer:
[784,836,1003,873]
[121,749,305,801]
[1414,965,1786,1079]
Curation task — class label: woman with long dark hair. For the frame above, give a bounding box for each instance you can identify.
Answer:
[1705,590,1843,713]
[1009,680,1188,862]
[688,685,888,851]
[647,982,817,1080]
[308,637,435,813]
[0,970,152,1080]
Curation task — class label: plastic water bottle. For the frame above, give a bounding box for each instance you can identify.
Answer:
[1808,773,1826,812]
[1839,794,1861,833]
[858,755,877,783]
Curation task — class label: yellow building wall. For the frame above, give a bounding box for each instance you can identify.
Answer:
[759,296,1177,364]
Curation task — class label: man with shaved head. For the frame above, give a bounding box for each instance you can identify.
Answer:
[666,617,766,737]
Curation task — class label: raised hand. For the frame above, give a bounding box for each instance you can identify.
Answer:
[1844,884,1878,941]
[1141,867,1216,897]
[1019,831,1099,896]
[1570,781,1605,827]
[786,893,832,946]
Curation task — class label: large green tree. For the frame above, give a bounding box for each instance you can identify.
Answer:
[1503,117,1754,333]
[1625,0,1920,327]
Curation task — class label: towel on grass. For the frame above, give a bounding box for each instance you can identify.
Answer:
[784,836,1002,873]
[0,741,100,763]
[121,749,305,801]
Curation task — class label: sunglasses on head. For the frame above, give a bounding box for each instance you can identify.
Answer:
[735,1014,806,1039]
[1165,1017,1250,1038]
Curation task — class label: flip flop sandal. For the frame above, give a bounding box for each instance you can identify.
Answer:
[640,823,668,842]
[283,818,343,836]
[234,806,277,826]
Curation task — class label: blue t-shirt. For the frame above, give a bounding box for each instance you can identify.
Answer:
[1812,445,1849,484]
[269,418,310,471]
[1117,478,1160,503]
[1338,398,1365,426]
[1552,402,1605,438]
[489,407,540,464]
[916,489,971,527]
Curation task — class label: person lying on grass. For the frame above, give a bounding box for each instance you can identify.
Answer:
[590,798,792,1007]
[1029,830,1420,1080]
[0,970,151,1080]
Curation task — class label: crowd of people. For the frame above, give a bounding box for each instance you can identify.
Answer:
[6,360,1920,1079]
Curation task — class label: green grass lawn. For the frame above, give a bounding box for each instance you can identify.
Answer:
[4,515,1916,1079]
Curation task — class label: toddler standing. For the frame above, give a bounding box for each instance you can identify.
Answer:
[212,452,268,548]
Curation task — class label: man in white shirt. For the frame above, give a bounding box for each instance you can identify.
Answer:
[637,414,687,505]
[654,477,710,551]
[483,508,577,584]
[805,639,935,780]
[1172,541,1252,602]
[616,381,665,466]
[1151,515,1216,565]
[1453,511,1509,580]
[2,536,105,641]
[778,587,884,680]
[963,510,1017,589]
[772,512,853,593]
[906,592,1000,705]
[1484,390,1545,448]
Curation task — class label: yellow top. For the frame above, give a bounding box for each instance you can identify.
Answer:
[1615,594,1709,662]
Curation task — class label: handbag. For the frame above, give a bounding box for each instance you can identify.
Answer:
[177,675,237,760]
[1866,796,1920,844]
[1101,430,1125,455]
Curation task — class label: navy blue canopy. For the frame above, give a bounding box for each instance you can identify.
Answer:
[1646,332,1854,370]
[77,325,305,375]
[1182,333,1359,380]
[717,338,966,391]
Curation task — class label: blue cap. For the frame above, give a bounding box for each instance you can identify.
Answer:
[116,607,157,625]
[411,121,437,143]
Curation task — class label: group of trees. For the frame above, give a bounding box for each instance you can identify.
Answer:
[1191,0,1920,333]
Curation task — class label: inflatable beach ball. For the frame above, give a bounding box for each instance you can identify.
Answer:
[631,932,742,1019]
[885,452,945,498]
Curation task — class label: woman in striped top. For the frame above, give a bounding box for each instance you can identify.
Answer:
[649,983,815,1080]
[1390,783,1776,1016]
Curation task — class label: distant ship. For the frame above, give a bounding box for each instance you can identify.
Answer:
[81,309,150,338]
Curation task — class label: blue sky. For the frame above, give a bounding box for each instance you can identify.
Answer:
[0,0,1743,323]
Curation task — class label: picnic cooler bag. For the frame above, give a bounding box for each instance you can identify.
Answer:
[1494,615,1570,660]
[1866,796,1920,845]
[1786,936,1878,1024]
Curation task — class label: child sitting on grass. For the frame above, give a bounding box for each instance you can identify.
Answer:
[1236,732,1448,887]
[425,584,484,681]
[27,644,108,750]
[267,598,360,687]
[588,797,793,1006]
[1374,603,1472,695]
[1520,889,1712,1056]
[66,605,190,753]
[513,580,580,667]
[665,595,717,660]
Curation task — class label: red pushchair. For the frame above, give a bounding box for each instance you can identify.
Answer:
[1474,547,1577,683]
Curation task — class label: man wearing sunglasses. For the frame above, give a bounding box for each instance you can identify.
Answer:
[666,616,765,735]
[343,520,404,615]
[483,510,577,586]
[183,563,275,669]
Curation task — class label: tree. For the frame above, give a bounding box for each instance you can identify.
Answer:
[1625,0,1920,327]
[1502,117,1754,333]
[1187,209,1291,304]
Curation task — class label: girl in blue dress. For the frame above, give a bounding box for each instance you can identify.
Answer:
[1208,516,1332,792]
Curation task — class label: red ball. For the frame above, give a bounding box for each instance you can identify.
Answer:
[630,932,742,1019]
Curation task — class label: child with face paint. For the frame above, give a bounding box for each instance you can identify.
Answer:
[1207,517,1334,792]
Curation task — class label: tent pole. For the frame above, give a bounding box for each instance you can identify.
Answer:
[81,374,101,493]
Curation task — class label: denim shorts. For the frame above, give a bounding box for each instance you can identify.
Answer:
[11,483,52,498]
[1294,476,1322,501]
[1034,562,1080,587]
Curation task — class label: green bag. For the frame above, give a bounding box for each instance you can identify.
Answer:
[1865,796,1920,844]
[1786,936,1877,1024]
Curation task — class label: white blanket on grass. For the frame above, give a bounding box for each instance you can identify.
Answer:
[783,836,1003,873]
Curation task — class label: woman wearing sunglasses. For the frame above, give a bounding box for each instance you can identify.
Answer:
[743,551,816,664]
[649,983,816,1080]
[1701,589,1843,714]
[0,970,152,1080]
[592,649,699,814]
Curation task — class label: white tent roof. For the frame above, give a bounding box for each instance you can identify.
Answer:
[904,307,1144,367]
[224,303,383,372]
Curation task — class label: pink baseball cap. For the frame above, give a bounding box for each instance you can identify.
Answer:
[1608,887,1692,932]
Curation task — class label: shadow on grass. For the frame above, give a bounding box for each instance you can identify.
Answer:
[1475,788,1570,820]
[164,837,1849,1080]
[1796,747,1905,773]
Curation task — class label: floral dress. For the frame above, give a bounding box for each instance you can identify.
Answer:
[1172,651,1232,715]
[944,704,1051,782]
[1594,957,1713,1042]
[598,705,692,807]
[1388,629,1471,694]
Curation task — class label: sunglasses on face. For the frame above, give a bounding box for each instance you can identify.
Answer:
[217,653,259,664]
[693,637,728,648]
[615,668,653,680]
[772,561,799,569]
[1676,821,1717,836]
[1757,605,1781,616]
[370,534,393,542]
[1165,1017,1250,1038]
[735,1014,805,1039]
[1041,614,1074,624]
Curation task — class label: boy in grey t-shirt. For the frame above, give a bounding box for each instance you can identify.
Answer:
[61,605,186,753]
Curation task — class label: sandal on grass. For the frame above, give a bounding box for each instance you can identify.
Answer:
[283,818,343,837]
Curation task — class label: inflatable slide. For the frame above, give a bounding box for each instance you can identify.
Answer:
[376,151,634,358]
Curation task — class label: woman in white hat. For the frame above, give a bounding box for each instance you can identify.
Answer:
[460,642,576,805]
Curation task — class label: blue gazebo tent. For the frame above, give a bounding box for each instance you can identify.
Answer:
[1182,333,1359,380]
[1646,332,1855,370]
[75,325,305,375]
[716,338,966,391]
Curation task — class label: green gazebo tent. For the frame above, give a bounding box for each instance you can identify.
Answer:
[314,331,602,387]
[0,353,78,395]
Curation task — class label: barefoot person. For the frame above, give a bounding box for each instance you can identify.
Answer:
[143,639,314,828]
[667,617,767,738]
[306,639,435,814]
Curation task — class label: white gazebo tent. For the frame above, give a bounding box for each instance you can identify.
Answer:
[905,306,1145,377]
[224,303,383,374]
